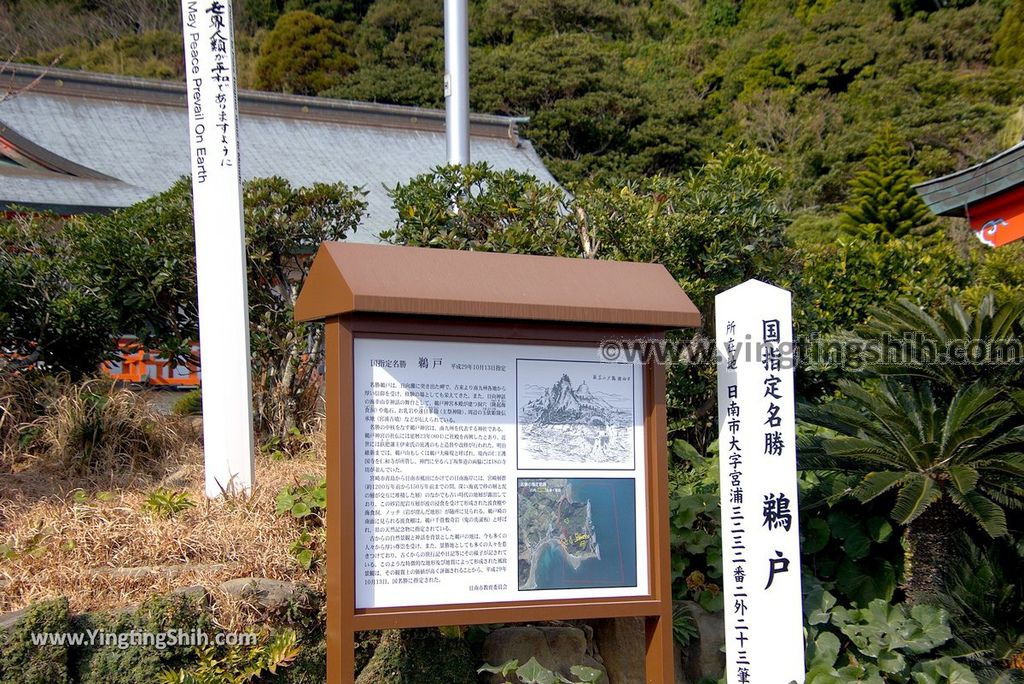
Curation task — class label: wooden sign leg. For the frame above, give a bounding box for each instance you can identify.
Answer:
[327,626,356,684]
[326,318,357,684]
[645,611,675,683]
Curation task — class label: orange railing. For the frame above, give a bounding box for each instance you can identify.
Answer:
[101,337,200,387]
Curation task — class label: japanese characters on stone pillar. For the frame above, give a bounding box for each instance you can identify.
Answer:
[180,0,255,497]
[716,280,804,684]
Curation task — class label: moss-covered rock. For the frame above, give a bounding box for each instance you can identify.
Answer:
[355,629,477,684]
[0,586,331,684]
[354,630,383,675]
[72,592,213,684]
[0,597,71,684]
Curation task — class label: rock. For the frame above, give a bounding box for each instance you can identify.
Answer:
[170,584,210,605]
[674,639,686,684]
[593,617,645,684]
[481,625,607,683]
[356,628,476,684]
[218,577,313,613]
[88,562,226,579]
[678,601,725,683]
[0,607,27,631]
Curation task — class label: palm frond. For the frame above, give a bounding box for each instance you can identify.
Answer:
[946,489,1008,538]
[851,471,906,502]
[891,473,941,524]
[947,465,980,495]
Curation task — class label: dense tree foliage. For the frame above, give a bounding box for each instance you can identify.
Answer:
[11,0,1023,231]
[253,10,357,95]
[994,0,1024,69]
[0,213,116,377]
[0,178,366,436]
[386,150,791,452]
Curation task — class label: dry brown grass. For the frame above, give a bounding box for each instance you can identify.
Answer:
[42,378,183,474]
[2,375,184,475]
[0,373,56,471]
[0,441,326,618]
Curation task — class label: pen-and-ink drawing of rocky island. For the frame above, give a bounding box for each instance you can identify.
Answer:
[517,479,600,590]
[517,363,634,468]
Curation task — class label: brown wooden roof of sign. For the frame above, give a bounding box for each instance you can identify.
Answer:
[294,242,701,329]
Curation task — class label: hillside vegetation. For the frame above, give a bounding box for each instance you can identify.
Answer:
[3,0,1023,222]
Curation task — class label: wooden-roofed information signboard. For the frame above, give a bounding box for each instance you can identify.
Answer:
[294,243,700,684]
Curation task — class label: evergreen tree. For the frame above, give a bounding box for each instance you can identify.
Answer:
[839,128,936,242]
[253,11,357,95]
[994,0,1024,69]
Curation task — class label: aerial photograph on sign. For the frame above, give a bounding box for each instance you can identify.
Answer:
[516,359,636,470]
[517,478,637,591]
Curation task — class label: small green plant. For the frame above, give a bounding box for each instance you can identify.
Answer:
[142,488,196,518]
[478,657,604,683]
[803,584,979,683]
[69,488,115,506]
[288,529,324,571]
[172,389,202,416]
[668,478,723,611]
[275,477,326,521]
[159,628,300,684]
[260,426,310,460]
[672,602,699,647]
[277,476,327,570]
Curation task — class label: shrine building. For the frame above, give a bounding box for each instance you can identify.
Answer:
[915,142,1024,247]
[0,63,556,243]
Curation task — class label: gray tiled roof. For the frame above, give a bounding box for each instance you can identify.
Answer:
[914,142,1024,218]
[0,65,559,243]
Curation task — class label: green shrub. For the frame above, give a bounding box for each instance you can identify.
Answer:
[159,629,301,684]
[667,444,723,612]
[0,212,118,377]
[0,597,71,684]
[995,0,1024,68]
[803,584,978,683]
[795,235,971,335]
[171,390,202,417]
[798,473,904,607]
[73,593,214,684]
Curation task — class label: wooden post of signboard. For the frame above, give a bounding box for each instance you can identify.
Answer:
[295,243,700,684]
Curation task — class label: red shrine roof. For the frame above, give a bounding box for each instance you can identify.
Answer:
[914,142,1024,218]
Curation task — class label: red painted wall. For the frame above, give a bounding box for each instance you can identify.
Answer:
[968,184,1024,247]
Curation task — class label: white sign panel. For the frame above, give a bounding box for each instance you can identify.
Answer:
[353,338,649,609]
[716,280,804,684]
[180,0,255,497]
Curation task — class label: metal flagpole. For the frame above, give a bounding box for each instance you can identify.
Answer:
[444,0,470,165]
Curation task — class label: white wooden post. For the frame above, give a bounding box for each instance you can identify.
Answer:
[716,279,804,683]
[180,0,255,497]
